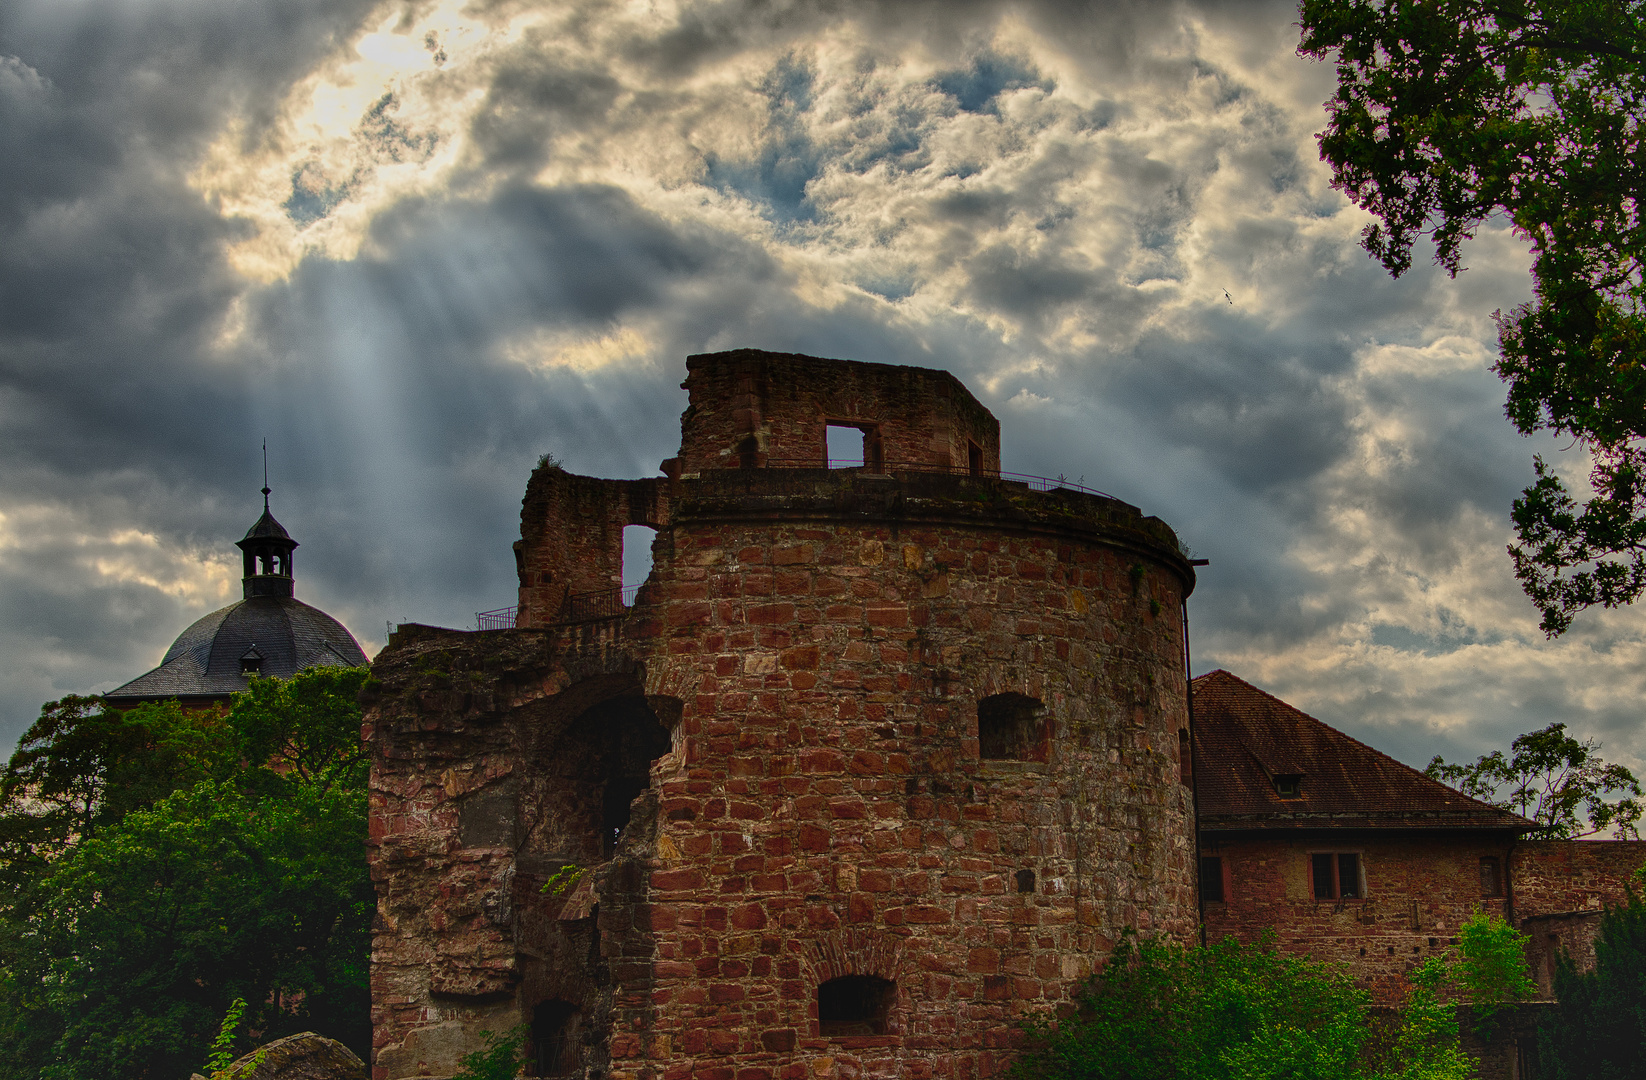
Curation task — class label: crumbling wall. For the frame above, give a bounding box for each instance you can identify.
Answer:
[1513,839,1646,993]
[515,472,669,627]
[674,350,1001,474]
[370,351,1198,1080]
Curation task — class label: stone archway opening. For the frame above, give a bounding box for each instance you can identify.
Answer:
[818,975,896,1036]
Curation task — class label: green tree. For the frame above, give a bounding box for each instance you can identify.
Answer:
[1298,0,1646,635]
[1425,722,1643,837]
[1535,888,1646,1078]
[0,667,372,1080]
[1011,932,1468,1080]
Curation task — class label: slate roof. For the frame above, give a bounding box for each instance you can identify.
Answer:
[1192,669,1533,832]
[241,507,295,543]
[104,595,367,705]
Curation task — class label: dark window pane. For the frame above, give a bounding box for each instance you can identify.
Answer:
[1480,857,1501,897]
[1200,856,1224,902]
[1312,853,1336,899]
[1338,853,1360,899]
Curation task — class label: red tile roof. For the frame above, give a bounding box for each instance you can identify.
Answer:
[1192,670,1533,832]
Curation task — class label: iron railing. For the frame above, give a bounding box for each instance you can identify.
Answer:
[763,458,1120,501]
[558,583,643,623]
[475,606,517,630]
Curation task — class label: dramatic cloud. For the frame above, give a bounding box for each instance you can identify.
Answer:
[2,0,1641,789]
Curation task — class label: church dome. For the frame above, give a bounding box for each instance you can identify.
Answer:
[104,486,369,707]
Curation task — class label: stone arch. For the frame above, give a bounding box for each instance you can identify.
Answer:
[801,928,907,986]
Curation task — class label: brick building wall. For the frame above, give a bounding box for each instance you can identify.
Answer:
[1200,833,1517,1004]
[367,352,1199,1080]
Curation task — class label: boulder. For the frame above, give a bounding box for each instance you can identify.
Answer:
[203,1032,367,1080]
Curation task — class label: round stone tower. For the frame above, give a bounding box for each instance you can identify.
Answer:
[365,350,1199,1080]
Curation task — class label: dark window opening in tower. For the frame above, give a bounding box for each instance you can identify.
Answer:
[552,693,674,864]
[737,435,759,468]
[818,975,895,1036]
[968,440,983,477]
[977,693,1045,761]
[532,1000,580,1077]
[1015,868,1036,894]
[622,525,656,605]
[826,424,864,468]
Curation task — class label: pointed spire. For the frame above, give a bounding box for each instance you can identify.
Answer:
[262,439,270,511]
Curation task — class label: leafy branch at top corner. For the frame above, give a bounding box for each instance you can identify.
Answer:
[1298,0,1646,634]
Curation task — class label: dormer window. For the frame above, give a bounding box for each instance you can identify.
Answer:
[1274,774,1303,798]
[240,645,264,675]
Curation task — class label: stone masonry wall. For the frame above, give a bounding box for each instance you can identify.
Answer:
[515,474,669,627]
[1199,833,1516,1004]
[674,351,1000,474]
[627,478,1196,1079]
[1514,839,1646,995]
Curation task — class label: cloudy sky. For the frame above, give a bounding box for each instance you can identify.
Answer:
[2,0,1642,785]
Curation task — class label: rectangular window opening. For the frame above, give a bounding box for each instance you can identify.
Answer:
[1311,852,1363,900]
[621,525,656,605]
[827,424,865,469]
[967,440,984,477]
[1199,856,1224,903]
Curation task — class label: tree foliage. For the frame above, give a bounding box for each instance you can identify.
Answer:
[1425,722,1643,837]
[1535,887,1646,1078]
[1299,0,1646,635]
[0,667,372,1080]
[1010,932,1469,1080]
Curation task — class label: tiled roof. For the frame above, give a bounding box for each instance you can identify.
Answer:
[1192,669,1532,832]
[104,595,367,704]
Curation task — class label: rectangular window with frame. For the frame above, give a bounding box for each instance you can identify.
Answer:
[1200,856,1225,903]
[1311,852,1362,900]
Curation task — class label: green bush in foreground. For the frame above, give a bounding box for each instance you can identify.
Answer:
[1013,931,1470,1080]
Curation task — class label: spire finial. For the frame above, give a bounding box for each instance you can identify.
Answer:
[262,439,270,510]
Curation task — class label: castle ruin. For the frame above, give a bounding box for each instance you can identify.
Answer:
[365,350,1200,1079]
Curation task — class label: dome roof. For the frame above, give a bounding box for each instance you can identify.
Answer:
[104,595,369,704]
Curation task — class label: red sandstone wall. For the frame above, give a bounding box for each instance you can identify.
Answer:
[1200,833,1516,1004]
[624,505,1195,1077]
[1514,839,1646,995]
[676,351,1000,474]
[1511,839,1646,918]
[374,351,1196,1080]
[515,471,669,627]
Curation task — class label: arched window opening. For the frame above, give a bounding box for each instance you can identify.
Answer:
[737,435,759,469]
[826,424,865,468]
[1015,869,1036,894]
[977,693,1046,761]
[818,975,895,1036]
[532,1000,581,1077]
[621,525,656,605]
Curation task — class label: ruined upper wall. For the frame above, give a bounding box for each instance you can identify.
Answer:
[673,350,1001,475]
